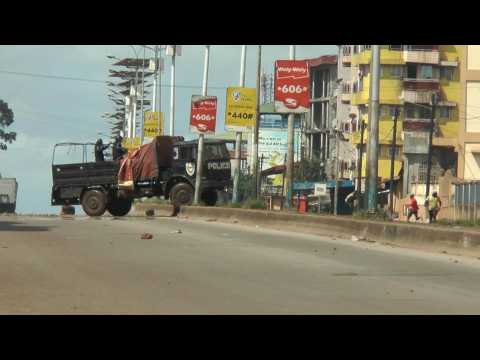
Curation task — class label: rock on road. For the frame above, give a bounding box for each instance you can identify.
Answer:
[1,215,480,314]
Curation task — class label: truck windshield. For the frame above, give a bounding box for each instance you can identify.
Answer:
[204,144,229,160]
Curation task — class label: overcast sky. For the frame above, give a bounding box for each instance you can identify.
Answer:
[0,45,337,214]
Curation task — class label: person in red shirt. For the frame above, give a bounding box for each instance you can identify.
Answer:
[407,194,420,222]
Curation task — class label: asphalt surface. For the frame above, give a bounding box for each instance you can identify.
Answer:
[2,214,480,314]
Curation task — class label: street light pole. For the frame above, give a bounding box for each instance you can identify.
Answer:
[285,45,296,209]
[170,48,176,136]
[232,45,247,204]
[194,45,210,205]
[128,45,139,139]
[366,44,381,213]
[253,45,262,199]
[140,46,146,144]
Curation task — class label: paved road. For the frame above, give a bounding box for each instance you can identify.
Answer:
[1,215,480,314]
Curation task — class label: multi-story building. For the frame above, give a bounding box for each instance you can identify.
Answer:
[458,45,480,180]
[302,55,356,180]
[341,45,461,204]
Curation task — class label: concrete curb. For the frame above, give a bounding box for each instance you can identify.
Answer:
[133,203,480,249]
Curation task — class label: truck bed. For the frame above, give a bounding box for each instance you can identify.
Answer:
[51,161,119,204]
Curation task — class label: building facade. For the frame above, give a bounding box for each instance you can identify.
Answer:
[341,45,461,204]
[459,45,480,180]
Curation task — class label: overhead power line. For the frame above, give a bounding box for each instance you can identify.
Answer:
[0,69,229,90]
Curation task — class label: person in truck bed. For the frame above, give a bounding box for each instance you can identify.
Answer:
[94,138,109,162]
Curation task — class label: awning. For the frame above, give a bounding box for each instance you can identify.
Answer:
[261,165,285,177]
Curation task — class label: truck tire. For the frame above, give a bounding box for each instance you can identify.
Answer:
[201,189,218,206]
[81,189,107,217]
[169,183,194,206]
[107,198,132,217]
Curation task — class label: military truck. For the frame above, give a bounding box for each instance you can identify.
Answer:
[0,178,18,214]
[51,136,231,217]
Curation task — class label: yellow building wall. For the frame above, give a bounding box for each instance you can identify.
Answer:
[351,76,403,106]
[351,47,404,66]
[356,147,403,180]
[351,117,404,145]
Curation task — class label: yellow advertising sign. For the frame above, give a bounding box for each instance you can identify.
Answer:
[122,137,141,151]
[143,111,163,138]
[225,87,257,131]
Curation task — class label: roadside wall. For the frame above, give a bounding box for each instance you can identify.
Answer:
[133,204,480,249]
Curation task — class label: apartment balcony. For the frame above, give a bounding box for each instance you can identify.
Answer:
[341,82,351,103]
[402,89,439,104]
[403,118,431,131]
[403,47,440,65]
[403,78,440,91]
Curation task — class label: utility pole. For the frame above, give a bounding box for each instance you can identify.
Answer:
[425,93,437,200]
[357,120,366,211]
[140,46,146,144]
[333,130,340,215]
[284,45,296,209]
[389,107,400,216]
[253,45,262,199]
[152,45,159,113]
[365,45,381,213]
[193,45,210,205]
[232,45,247,204]
[169,47,176,136]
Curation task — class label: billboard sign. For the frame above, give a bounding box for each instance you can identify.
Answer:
[225,87,257,132]
[143,111,163,138]
[190,95,217,134]
[258,129,301,170]
[274,60,310,113]
[122,137,141,151]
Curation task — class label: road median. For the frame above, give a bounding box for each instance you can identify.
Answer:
[133,203,480,250]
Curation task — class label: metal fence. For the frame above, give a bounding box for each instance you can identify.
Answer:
[454,181,480,222]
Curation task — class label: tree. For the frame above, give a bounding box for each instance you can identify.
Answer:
[295,156,327,183]
[0,99,16,150]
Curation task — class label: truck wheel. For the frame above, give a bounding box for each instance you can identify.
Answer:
[81,189,107,217]
[201,189,218,206]
[169,183,194,206]
[107,198,132,217]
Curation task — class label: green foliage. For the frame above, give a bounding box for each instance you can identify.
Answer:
[237,172,257,202]
[353,208,391,222]
[0,99,16,150]
[295,156,327,182]
[437,219,480,227]
[242,198,266,210]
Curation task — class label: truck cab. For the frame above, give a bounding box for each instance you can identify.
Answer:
[50,137,231,217]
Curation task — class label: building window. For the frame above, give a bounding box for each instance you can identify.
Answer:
[364,45,371,50]
[391,66,403,78]
[440,67,455,81]
[390,45,402,51]
[439,107,450,119]
[419,65,433,79]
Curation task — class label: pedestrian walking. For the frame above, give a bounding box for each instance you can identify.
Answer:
[427,191,442,224]
[407,194,420,222]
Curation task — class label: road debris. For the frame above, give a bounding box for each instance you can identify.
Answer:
[454,259,459,263]
[206,219,217,222]
[145,209,155,217]
[351,235,359,242]
[232,220,239,224]
[441,250,448,254]
[141,233,153,240]
[410,289,414,293]
[170,229,182,234]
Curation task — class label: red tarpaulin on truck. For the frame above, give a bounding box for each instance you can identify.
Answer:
[118,136,175,188]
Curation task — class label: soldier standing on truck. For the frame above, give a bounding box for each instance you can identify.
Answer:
[94,138,109,162]
[112,135,125,161]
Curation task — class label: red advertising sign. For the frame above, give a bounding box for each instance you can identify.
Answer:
[274,60,310,113]
[189,95,217,134]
